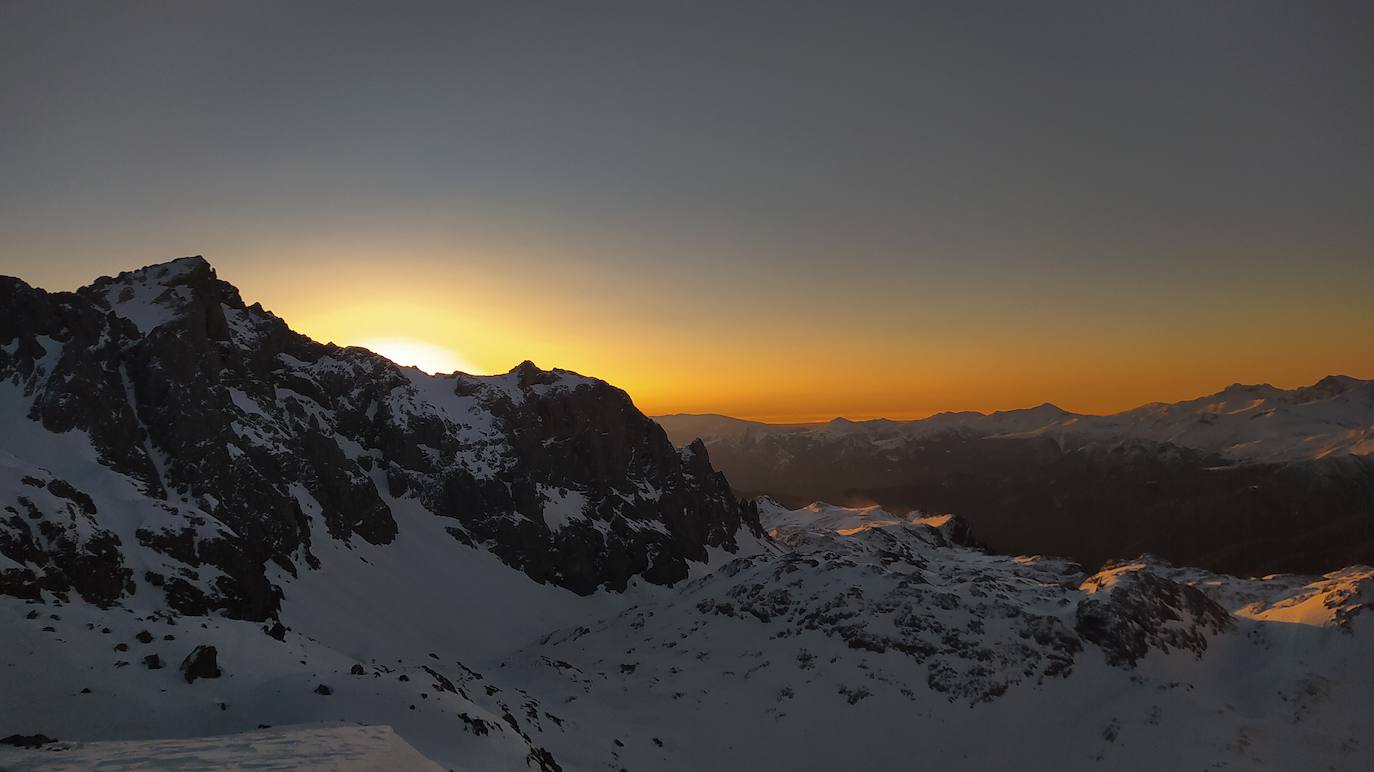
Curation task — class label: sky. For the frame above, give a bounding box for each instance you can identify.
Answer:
[2,1,1371,422]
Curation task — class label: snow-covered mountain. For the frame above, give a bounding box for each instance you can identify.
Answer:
[0,256,759,618]
[2,257,1372,770]
[655,385,1374,577]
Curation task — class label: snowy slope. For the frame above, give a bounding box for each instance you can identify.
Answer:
[6,497,1371,770]
[488,502,1373,771]
[0,724,443,772]
[10,491,1374,769]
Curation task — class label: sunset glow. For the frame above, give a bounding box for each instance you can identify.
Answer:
[353,337,481,376]
[3,2,1371,424]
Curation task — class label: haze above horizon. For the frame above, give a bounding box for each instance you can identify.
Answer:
[3,2,1371,423]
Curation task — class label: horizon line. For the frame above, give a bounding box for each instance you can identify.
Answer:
[651,373,1368,426]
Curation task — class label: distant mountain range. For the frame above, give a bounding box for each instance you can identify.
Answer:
[656,377,1374,576]
[659,376,1374,463]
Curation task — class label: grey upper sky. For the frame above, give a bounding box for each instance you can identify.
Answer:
[1,0,1371,419]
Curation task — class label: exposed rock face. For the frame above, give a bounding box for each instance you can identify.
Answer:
[0,470,132,605]
[180,645,221,683]
[1075,559,1234,667]
[686,501,1091,703]
[0,734,58,748]
[0,257,759,621]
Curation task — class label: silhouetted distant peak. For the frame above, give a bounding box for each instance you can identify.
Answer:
[1312,374,1362,391]
[510,359,558,388]
[1219,381,1276,394]
[1003,402,1067,416]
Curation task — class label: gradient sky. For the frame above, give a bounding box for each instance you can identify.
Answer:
[2,1,1372,422]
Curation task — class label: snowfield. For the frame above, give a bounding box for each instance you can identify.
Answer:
[0,724,442,771]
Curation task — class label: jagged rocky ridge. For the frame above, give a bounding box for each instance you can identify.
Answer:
[0,257,759,622]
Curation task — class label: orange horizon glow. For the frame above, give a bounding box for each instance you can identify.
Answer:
[262,258,1372,424]
[16,247,1374,425]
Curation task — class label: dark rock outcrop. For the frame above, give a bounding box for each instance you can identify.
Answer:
[1075,560,1233,667]
[180,645,221,683]
[0,472,132,606]
[1,734,58,748]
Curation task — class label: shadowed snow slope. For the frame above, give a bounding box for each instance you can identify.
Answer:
[5,497,1371,770]
[0,724,442,772]
[488,502,1373,770]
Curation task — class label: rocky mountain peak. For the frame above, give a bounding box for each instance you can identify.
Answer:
[509,359,561,388]
[78,255,246,340]
[1,257,761,623]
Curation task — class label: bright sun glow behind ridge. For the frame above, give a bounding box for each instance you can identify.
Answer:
[354,337,482,375]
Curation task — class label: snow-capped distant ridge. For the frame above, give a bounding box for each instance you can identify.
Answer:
[1096,375,1374,462]
[656,375,1374,464]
